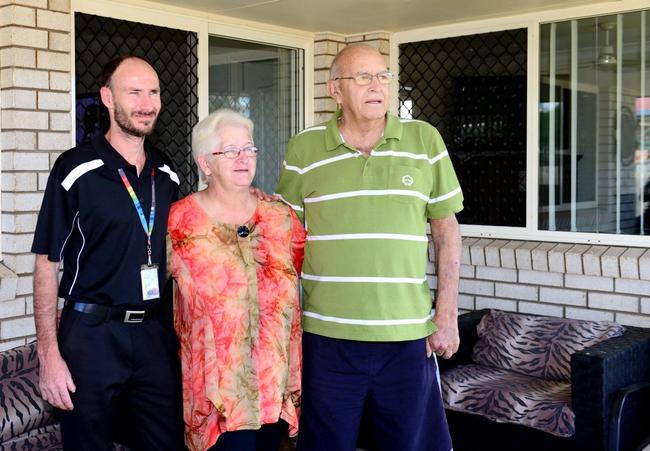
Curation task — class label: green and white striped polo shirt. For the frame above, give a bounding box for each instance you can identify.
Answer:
[276,111,463,341]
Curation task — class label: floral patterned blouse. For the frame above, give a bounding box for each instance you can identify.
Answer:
[168,196,305,451]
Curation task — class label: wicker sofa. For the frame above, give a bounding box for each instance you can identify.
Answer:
[438,309,650,451]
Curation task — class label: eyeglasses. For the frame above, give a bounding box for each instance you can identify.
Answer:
[333,71,394,86]
[212,145,259,159]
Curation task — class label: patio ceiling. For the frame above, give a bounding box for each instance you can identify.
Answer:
[158,0,621,34]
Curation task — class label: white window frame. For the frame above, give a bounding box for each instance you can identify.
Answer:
[391,0,650,247]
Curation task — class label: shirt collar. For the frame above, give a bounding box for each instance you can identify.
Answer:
[323,109,404,152]
[92,134,161,171]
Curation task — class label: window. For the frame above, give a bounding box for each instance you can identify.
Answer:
[540,10,650,236]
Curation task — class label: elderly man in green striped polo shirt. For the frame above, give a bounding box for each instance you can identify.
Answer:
[276,43,463,451]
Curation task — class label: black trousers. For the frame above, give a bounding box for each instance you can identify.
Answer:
[57,307,184,451]
[207,421,288,451]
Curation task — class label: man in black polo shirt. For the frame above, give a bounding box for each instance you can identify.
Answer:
[32,56,184,450]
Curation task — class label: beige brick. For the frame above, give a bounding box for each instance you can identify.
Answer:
[1,131,37,150]
[25,296,34,315]
[615,313,650,328]
[518,269,563,286]
[16,275,33,296]
[0,339,27,352]
[565,274,613,292]
[495,282,537,301]
[1,67,49,89]
[425,261,435,275]
[484,240,506,267]
[10,0,47,7]
[461,237,478,265]
[48,30,70,52]
[2,212,38,233]
[518,301,563,317]
[37,90,69,110]
[364,32,391,41]
[641,298,650,314]
[12,192,44,211]
[0,266,18,302]
[48,0,70,12]
[458,294,475,310]
[1,89,36,109]
[38,172,49,189]
[615,278,650,296]
[0,5,35,27]
[476,296,517,312]
[314,32,345,43]
[515,241,538,270]
[583,245,607,276]
[589,292,638,313]
[314,40,338,55]
[314,69,331,84]
[0,47,36,67]
[639,249,650,281]
[460,278,493,296]
[36,9,69,31]
[469,239,492,266]
[0,299,25,319]
[345,35,364,43]
[621,247,645,279]
[314,97,336,113]
[476,266,517,282]
[38,131,72,150]
[1,109,48,129]
[499,240,523,269]
[49,111,70,130]
[458,264,472,278]
[49,71,70,91]
[12,151,50,170]
[540,287,586,306]
[602,246,626,278]
[37,49,69,71]
[565,244,590,274]
[0,316,35,339]
[312,112,330,125]
[0,26,47,48]
[315,54,335,71]
[426,274,437,290]
[531,242,555,271]
[2,172,37,191]
[313,83,329,99]
[548,243,572,273]
[12,254,35,275]
[566,307,614,322]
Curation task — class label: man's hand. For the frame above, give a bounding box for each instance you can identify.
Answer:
[38,351,76,410]
[249,186,279,202]
[426,311,459,359]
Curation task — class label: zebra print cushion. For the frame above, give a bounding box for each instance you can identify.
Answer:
[471,310,624,382]
[442,364,575,437]
[0,343,57,444]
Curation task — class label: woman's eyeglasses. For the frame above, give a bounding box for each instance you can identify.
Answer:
[212,145,259,159]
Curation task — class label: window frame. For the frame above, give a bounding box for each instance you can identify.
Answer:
[392,0,650,247]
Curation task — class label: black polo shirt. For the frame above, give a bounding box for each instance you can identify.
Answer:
[32,135,180,307]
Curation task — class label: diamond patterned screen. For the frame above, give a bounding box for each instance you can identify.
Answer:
[399,29,527,226]
[75,13,199,196]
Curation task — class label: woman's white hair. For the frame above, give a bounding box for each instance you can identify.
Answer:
[191,108,254,182]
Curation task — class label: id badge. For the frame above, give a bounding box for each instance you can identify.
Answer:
[140,264,160,300]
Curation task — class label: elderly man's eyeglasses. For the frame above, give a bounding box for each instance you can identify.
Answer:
[212,145,259,159]
[333,71,394,86]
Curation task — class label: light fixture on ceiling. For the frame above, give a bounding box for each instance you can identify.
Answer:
[598,21,617,66]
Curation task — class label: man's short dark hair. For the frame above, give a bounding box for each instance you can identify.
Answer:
[100,55,154,88]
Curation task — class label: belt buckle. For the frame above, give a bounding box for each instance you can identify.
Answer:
[124,310,145,323]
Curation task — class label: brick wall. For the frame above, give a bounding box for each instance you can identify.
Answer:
[428,238,650,327]
[0,0,71,350]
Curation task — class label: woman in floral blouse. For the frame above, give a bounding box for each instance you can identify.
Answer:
[168,109,305,451]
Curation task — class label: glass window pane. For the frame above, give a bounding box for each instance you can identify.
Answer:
[539,10,650,235]
[399,29,528,227]
[209,36,303,193]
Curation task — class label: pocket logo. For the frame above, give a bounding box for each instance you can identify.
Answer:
[402,175,414,186]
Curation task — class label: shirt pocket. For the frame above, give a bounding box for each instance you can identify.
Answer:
[385,165,426,205]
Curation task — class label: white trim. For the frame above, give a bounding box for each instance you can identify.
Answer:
[59,211,80,262]
[371,149,449,165]
[68,215,86,296]
[282,152,357,174]
[61,160,105,191]
[303,310,433,326]
[305,189,430,203]
[307,233,428,242]
[157,164,180,185]
[297,125,326,135]
[302,273,426,284]
[428,187,462,204]
[275,193,304,212]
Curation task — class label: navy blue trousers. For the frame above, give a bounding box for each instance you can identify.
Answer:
[297,332,452,451]
[57,307,184,451]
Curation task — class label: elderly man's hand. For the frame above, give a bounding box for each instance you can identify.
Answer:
[249,186,279,202]
[39,352,76,411]
[426,311,459,359]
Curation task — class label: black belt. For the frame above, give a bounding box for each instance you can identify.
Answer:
[64,300,162,323]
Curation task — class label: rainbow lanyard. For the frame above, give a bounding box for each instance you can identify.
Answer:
[118,167,156,266]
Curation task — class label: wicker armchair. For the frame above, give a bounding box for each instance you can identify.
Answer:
[438,309,650,451]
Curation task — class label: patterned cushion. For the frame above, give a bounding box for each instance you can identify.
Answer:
[472,310,624,382]
[442,364,575,437]
[0,343,57,444]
